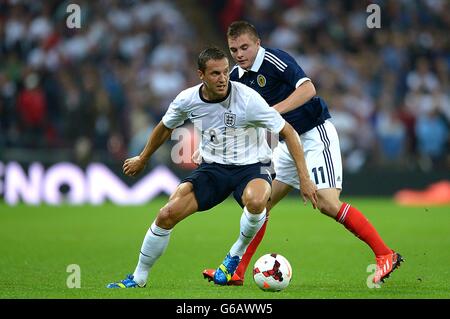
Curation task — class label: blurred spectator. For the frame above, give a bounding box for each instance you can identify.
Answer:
[374,105,407,163]
[329,96,358,155]
[406,57,439,93]
[415,107,449,169]
[16,72,48,148]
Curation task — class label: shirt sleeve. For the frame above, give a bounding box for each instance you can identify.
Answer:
[246,90,286,134]
[270,50,310,89]
[161,93,189,129]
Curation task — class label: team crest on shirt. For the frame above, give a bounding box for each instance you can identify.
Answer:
[257,74,266,87]
[224,112,236,127]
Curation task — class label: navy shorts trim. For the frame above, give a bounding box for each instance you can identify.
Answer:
[180,162,272,211]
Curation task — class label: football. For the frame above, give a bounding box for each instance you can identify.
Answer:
[253,253,293,291]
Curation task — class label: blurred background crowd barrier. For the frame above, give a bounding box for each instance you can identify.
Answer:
[0,0,449,201]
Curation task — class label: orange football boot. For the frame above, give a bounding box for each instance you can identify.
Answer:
[373,251,404,284]
[202,269,243,286]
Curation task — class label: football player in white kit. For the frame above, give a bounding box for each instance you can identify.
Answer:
[107,47,318,288]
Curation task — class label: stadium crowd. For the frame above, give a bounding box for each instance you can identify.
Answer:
[0,0,200,166]
[1,0,449,172]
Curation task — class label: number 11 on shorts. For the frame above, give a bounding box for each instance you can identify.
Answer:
[312,166,325,185]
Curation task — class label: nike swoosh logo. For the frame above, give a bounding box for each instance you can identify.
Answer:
[190,113,204,119]
[241,232,252,239]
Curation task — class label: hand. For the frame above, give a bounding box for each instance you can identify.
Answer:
[300,178,318,209]
[123,156,147,177]
[191,149,202,165]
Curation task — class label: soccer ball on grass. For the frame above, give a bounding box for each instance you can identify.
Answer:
[253,253,292,291]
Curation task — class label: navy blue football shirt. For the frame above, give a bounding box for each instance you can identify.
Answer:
[230,47,331,135]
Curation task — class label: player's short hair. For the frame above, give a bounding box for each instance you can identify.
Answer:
[227,21,260,41]
[197,47,227,72]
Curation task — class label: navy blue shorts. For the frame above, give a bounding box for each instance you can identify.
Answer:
[181,162,272,211]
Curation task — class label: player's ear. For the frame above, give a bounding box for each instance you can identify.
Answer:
[197,69,204,80]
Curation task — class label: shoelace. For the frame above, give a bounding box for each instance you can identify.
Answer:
[223,255,240,272]
[122,275,135,284]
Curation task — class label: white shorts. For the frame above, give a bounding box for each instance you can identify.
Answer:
[273,120,343,190]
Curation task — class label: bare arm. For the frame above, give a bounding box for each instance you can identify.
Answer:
[273,81,316,114]
[123,121,173,176]
[279,122,318,208]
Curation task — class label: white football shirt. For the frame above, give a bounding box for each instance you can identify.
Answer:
[162,81,286,165]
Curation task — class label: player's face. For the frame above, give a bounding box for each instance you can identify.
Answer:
[228,33,260,70]
[198,58,230,100]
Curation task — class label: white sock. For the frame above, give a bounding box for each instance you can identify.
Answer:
[132,221,172,286]
[229,207,266,258]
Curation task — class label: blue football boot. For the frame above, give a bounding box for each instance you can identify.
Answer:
[213,253,241,285]
[106,274,144,288]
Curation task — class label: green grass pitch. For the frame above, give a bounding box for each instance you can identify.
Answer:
[0,197,449,299]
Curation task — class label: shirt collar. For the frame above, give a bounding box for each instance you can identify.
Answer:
[237,46,266,78]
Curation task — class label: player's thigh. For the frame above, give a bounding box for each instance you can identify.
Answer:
[274,120,343,191]
[268,179,293,211]
[181,163,234,211]
[156,182,199,228]
[301,120,343,190]
[273,138,301,190]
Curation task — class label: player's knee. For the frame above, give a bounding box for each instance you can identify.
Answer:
[245,197,268,214]
[157,204,177,229]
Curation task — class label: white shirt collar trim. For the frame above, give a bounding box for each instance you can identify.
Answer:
[237,46,266,78]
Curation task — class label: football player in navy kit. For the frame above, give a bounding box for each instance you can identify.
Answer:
[202,21,403,286]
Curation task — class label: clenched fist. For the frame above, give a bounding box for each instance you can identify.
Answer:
[123,156,147,177]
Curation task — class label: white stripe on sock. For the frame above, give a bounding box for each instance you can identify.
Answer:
[339,204,350,223]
